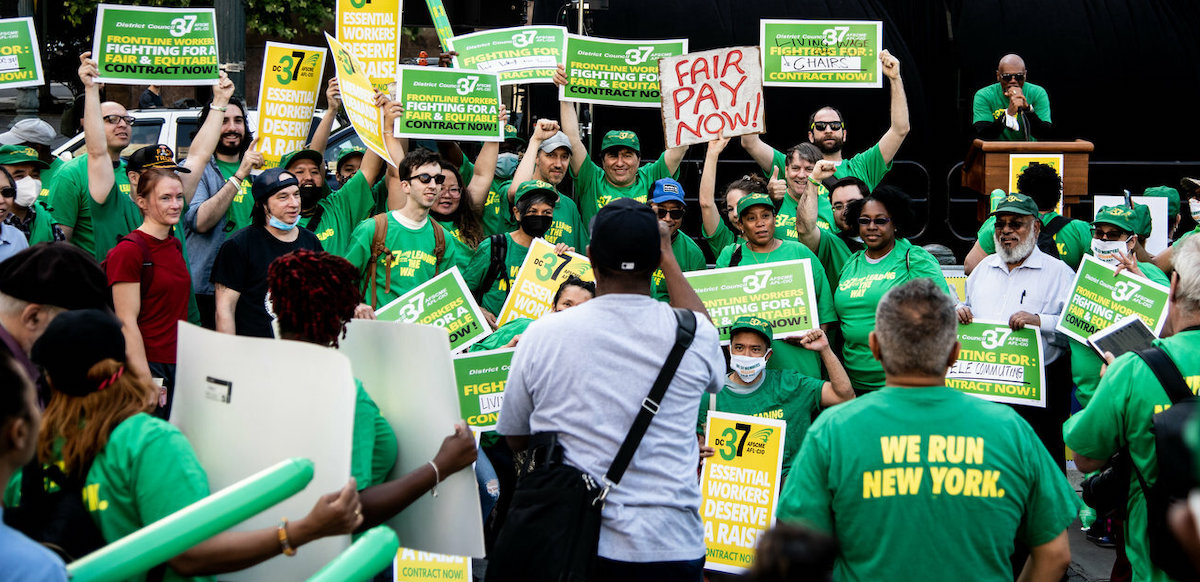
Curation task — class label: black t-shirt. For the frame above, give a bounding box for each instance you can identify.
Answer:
[210,226,323,337]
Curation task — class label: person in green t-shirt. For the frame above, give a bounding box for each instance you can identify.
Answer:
[965,162,1091,273]
[697,137,756,256]
[504,121,587,249]
[779,279,1078,582]
[972,54,1052,141]
[0,144,64,243]
[18,309,364,582]
[795,160,865,291]
[1066,235,1200,582]
[715,193,838,380]
[648,178,706,302]
[836,186,951,392]
[697,317,853,477]
[1150,181,1200,276]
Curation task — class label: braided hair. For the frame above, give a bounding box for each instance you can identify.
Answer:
[267,250,362,347]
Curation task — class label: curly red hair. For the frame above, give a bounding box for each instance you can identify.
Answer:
[267,250,362,347]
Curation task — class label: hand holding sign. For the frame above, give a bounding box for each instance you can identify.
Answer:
[213,71,234,105]
[433,420,478,476]
[552,63,567,86]
[78,52,99,88]
[300,478,365,543]
[326,77,342,112]
[1008,311,1040,331]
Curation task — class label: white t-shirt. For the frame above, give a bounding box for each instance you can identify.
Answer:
[497,293,723,562]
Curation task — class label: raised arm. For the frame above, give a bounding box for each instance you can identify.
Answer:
[507,119,560,202]
[181,73,235,202]
[875,49,910,165]
[796,160,836,252]
[193,139,262,233]
[79,53,114,204]
[699,137,730,238]
[359,90,397,184]
[659,221,709,317]
[464,105,506,212]
[739,133,777,174]
[553,64,587,175]
[308,78,341,154]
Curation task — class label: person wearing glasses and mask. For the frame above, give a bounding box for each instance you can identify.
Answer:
[648,178,705,302]
[972,54,1052,141]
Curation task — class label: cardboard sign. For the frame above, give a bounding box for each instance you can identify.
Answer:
[560,34,688,108]
[684,260,820,343]
[1008,154,1063,212]
[172,323,356,580]
[496,237,594,326]
[1056,254,1171,344]
[339,320,486,558]
[326,32,394,167]
[659,46,764,149]
[394,66,503,142]
[946,321,1046,408]
[449,26,567,85]
[256,42,326,168]
[92,4,219,85]
[335,0,401,91]
[0,17,43,89]
[375,267,490,353]
[424,0,454,52]
[759,19,882,88]
[700,411,786,574]
[1094,195,1169,255]
[452,349,514,431]
[394,548,471,582]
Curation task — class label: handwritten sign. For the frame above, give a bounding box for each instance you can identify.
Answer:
[659,46,764,149]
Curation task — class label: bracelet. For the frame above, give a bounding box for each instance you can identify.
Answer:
[212,105,228,112]
[227,176,242,189]
[808,176,821,186]
[277,518,296,556]
[428,460,441,498]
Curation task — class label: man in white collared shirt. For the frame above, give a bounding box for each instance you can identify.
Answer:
[956,193,1075,469]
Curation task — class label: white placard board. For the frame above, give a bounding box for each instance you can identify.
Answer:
[339,319,486,558]
[172,322,357,581]
[1093,195,1169,255]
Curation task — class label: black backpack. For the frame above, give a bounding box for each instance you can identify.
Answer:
[1131,347,1199,581]
[4,460,107,563]
[1036,215,1068,259]
[473,234,510,303]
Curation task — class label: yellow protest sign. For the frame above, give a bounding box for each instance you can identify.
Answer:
[325,32,394,167]
[700,411,786,574]
[1008,153,1063,212]
[942,266,966,302]
[336,0,401,91]
[393,547,471,582]
[256,42,326,169]
[495,237,594,326]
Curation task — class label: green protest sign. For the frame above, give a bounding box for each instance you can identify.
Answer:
[0,18,44,89]
[1055,255,1171,345]
[395,66,502,142]
[449,26,567,85]
[560,34,688,108]
[92,4,219,86]
[374,267,490,352]
[684,260,819,343]
[759,19,881,88]
[452,349,514,431]
[425,0,454,52]
[946,321,1045,408]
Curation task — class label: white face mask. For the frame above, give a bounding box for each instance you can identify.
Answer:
[1091,238,1129,266]
[14,176,39,207]
[1191,199,1200,222]
[729,354,767,382]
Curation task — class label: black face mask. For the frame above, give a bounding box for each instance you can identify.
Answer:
[298,184,325,208]
[430,210,453,222]
[520,214,553,238]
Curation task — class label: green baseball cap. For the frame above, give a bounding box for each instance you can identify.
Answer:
[280,149,324,170]
[736,193,774,217]
[0,144,48,169]
[514,180,558,204]
[1132,203,1153,239]
[336,146,366,167]
[503,124,525,144]
[731,316,773,343]
[990,193,1038,217]
[600,130,640,155]
[1092,205,1138,234]
[1144,186,1181,217]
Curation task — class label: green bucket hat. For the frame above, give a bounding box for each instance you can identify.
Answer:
[1092,205,1138,234]
[990,193,1038,217]
[514,180,558,203]
[600,130,640,155]
[731,316,773,343]
[736,193,774,217]
[0,144,48,169]
[1144,186,1181,218]
[280,149,324,171]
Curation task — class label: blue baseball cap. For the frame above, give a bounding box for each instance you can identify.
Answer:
[650,178,685,205]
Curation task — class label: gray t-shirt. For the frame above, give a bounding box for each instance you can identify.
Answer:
[497,294,723,562]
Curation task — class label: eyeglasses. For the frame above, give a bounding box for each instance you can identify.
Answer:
[655,207,685,220]
[102,115,136,126]
[0,187,13,198]
[811,121,844,132]
[443,186,461,195]
[1091,228,1130,241]
[406,173,446,185]
[1000,73,1026,83]
[857,216,892,226]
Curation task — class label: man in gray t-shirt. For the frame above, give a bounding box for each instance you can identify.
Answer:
[498,198,722,578]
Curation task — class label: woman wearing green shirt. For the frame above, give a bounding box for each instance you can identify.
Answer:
[698,136,758,256]
[835,186,950,393]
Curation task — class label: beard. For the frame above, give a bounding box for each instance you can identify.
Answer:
[994,230,1037,264]
[815,135,844,155]
[215,132,244,156]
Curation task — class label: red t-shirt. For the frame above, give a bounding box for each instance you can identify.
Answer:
[105,229,191,363]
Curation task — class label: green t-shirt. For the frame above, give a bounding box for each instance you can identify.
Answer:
[298,172,376,258]
[571,152,676,224]
[651,232,707,301]
[48,154,141,262]
[815,230,855,291]
[353,380,398,490]
[780,386,1079,582]
[703,219,739,258]
[213,159,254,235]
[1064,329,1200,582]
[971,82,1052,142]
[345,213,472,308]
[470,317,532,352]
[27,200,61,245]
[38,156,66,200]
[496,181,587,249]
[1178,225,1199,244]
[976,212,1091,270]
[461,152,522,237]
[463,233,528,316]
[765,144,892,235]
[716,240,837,378]
[698,369,824,475]
[834,238,950,391]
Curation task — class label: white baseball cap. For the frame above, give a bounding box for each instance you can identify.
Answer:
[0,118,56,146]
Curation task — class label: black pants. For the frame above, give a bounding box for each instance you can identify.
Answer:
[1009,352,1073,471]
[147,361,176,420]
[195,293,217,330]
[594,556,705,581]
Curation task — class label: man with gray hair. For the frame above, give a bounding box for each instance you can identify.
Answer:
[1066,235,1200,582]
[779,278,1078,582]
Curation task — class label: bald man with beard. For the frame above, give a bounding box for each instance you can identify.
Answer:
[972,53,1053,141]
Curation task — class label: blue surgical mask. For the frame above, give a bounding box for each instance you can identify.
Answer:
[495,153,519,179]
[268,215,300,231]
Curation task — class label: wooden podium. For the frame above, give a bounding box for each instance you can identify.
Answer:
[962,139,1093,220]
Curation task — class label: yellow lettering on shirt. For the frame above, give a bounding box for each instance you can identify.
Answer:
[81,482,110,511]
[880,435,921,463]
[838,271,898,299]
[315,228,334,241]
[864,435,1005,499]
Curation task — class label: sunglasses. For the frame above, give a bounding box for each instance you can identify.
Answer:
[655,207,685,220]
[811,121,844,132]
[102,115,136,126]
[407,173,447,185]
[857,216,892,226]
[1000,73,1026,83]
[0,187,14,198]
[1091,228,1130,241]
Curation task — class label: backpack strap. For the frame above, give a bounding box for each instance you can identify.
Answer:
[473,234,509,303]
[363,213,391,309]
[1135,347,1192,405]
[113,232,154,299]
[1042,214,1069,238]
[729,245,743,267]
[431,220,446,274]
[302,204,328,233]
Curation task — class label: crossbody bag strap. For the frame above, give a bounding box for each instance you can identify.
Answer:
[1136,347,1192,404]
[603,308,698,491]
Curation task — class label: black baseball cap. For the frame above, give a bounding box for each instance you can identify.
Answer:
[32,309,126,397]
[589,198,660,272]
[0,243,111,310]
[126,144,191,174]
[252,167,299,204]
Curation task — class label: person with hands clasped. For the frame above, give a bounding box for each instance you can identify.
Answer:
[972,54,1052,141]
